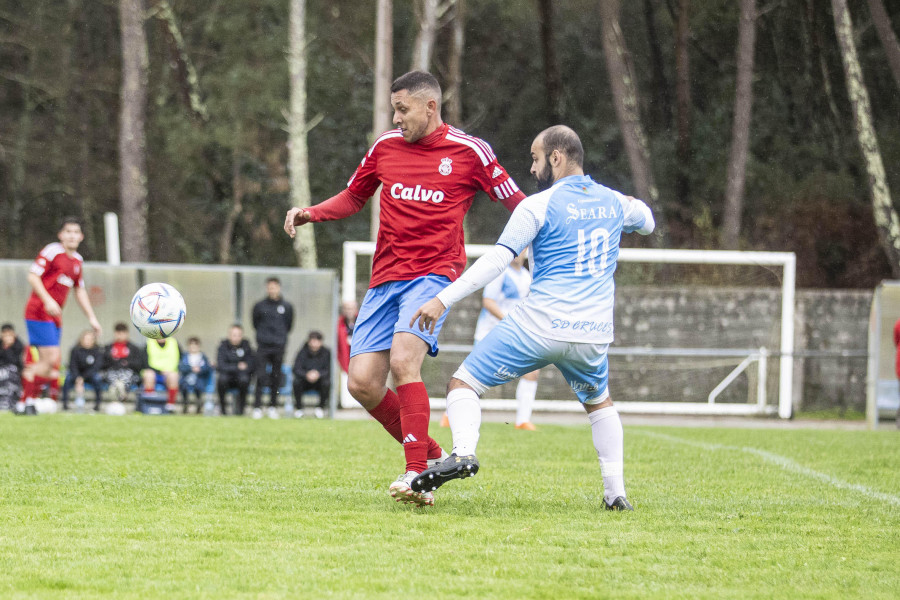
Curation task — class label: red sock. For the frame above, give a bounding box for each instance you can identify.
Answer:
[48,377,60,402]
[33,375,53,398]
[397,382,431,474]
[21,375,36,400]
[368,389,403,444]
[167,388,177,405]
[368,388,443,459]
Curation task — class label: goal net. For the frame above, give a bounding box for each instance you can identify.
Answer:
[342,242,795,419]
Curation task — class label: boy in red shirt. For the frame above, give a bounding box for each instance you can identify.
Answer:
[20,217,102,413]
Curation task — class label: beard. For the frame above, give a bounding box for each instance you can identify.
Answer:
[534,162,554,191]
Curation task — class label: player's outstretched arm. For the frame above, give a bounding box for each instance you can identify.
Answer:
[410,245,516,335]
[74,286,102,338]
[410,298,448,335]
[284,189,369,238]
[283,208,311,238]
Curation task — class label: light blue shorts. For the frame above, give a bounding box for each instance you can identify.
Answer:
[26,320,61,347]
[455,318,611,404]
[351,275,452,358]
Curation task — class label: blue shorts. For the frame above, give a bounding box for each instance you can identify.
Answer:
[26,320,61,347]
[454,318,611,404]
[351,275,452,358]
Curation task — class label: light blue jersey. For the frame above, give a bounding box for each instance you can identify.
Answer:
[496,175,652,344]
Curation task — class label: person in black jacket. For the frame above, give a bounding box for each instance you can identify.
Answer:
[0,323,25,411]
[217,324,255,416]
[62,329,105,411]
[103,322,146,403]
[251,277,294,418]
[291,331,331,419]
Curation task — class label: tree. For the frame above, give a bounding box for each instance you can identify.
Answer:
[673,0,692,214]
[831,0,900,277]
[119,0,149,262]
[371,0,393,241]
[411,0,439,72]
[537,0,564,122]
[151,0,208,124]
[288,0,317,268]
[445,0,466,125]
[598,0,667,246]
[642,0,672,129]
[721,0,757,250]
[866,0,900,92]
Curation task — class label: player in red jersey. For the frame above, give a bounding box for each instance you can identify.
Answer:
[19,217,102,413]
[285,71,526,506]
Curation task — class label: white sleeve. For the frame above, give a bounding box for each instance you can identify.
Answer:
[616,191,655,235]
[482,271,505,302]
[436,246,516,309]
[496,199,543,255]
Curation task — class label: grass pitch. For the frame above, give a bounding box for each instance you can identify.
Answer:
[0,413,897,599]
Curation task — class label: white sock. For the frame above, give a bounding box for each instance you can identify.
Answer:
[588,406,626,505]
[446,387,481,456]
[515,378,538,425]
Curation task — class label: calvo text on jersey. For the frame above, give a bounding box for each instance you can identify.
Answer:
[390,182,446,203]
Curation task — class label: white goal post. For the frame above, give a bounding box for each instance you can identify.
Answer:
[342,242,796,419]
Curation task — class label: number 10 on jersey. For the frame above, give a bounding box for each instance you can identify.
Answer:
[575,227,611,277]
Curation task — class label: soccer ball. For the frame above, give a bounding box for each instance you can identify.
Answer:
[105,401,127,416]
[130,283,186,339]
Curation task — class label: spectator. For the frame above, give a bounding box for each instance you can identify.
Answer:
[336,299,358,375]
[62,329,105,412]
[252,277,294,419]
[103,322,145,404]
[894,318,900,428]
[178,336,213,414]
[142,337,181,412]
[217,324,255,417]
[0,323,25,411]
[292,330,331,419]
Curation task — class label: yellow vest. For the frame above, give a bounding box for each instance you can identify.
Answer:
[146,339,180,372]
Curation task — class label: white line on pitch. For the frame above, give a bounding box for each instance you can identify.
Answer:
[638,430,900,508]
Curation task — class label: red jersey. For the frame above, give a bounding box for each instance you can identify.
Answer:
[24,242,85,325]
[346,123,524,288]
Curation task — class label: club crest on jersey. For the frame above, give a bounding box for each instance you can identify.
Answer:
[390,182,445,203]
[438,157,453,176]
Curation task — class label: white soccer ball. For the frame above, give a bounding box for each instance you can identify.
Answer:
[105,401,127,416]
[33,398,59,414]
[130,282,186,339]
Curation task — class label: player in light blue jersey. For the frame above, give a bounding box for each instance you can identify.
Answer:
[409,125,655,511]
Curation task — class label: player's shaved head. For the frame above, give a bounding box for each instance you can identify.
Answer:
[536,125,584,168]
[391,71,442,109]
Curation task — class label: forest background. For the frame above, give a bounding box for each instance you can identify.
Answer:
[1,0,899,289]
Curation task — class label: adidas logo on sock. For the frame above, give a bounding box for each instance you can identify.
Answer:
[402,434,418,444]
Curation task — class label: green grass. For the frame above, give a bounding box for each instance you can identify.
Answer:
[0,413,897,599]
